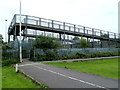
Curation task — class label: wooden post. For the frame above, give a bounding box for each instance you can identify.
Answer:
[16,64,18,73]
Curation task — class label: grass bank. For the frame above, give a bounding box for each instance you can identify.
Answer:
[44,58,119,79]
[2,66,47,88]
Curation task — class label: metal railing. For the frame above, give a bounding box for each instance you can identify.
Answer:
[9,14,120,40]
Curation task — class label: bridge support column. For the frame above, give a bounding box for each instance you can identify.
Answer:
[101,40,103,48]
[52,32,54,37]
[44,31,46,36]
[22,28,27,41]
[67,35,69,40]
[108,40,110,48]
[13,26,17,41]
[92,38,94,48]
[59,34,62,40]
[87,38,88,42]
[13,35,15,41]
[8,35,10,42]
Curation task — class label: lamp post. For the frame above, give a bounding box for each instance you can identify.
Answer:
[19,0,22,62]
[5,19,7,43]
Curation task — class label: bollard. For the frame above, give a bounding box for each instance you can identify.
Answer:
[16,64,18,73]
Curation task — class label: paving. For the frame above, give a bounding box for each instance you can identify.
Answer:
[18,57,119,89]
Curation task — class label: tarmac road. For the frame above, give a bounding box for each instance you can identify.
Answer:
[19,62,119,89]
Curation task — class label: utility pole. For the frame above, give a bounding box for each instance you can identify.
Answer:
[19,0,22,62]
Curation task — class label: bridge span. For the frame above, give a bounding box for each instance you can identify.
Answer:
[8,14,120,48]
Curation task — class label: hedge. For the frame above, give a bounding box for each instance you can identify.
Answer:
[30,51,119,61]
[2,59,20,66]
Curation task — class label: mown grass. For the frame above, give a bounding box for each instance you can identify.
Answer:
[2,66,46,88]
[44,58,119,79]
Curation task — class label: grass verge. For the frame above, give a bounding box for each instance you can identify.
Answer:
[2,66,48,88]
[44,58,119,79]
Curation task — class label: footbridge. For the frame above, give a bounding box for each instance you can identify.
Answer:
[8,14,120,48]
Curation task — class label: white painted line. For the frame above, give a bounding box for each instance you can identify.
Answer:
[33,65,110,90]
[19,63,41,67]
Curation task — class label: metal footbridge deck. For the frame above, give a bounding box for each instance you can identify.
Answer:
[8,14,120,43]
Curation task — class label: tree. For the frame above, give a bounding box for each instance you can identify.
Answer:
[34,35,60,51]
[73,36,79,40]
[80,38,89,48]
[33,35,61,61]
[101,34,109,38]
[72,36,90,48]
[0,34,3,44]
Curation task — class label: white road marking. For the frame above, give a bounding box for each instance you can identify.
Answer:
[19,63,40,67]
[32,65,110,90]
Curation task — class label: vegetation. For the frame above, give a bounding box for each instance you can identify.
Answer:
[72,36,90,48]
[101,34,109,38]
[73,36,79,40]
[30,35,61,60]
[2,66,48,88]
[31,50,58,61]
[44,58,119,79]
[2,39,17,60]
[31,51,119,62]
[0,34,3,44]
[34,35,60,51]
[2,59,19,66]
[80,38,90,48]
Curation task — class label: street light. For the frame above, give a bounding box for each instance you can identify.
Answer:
[19,0,22,62]
[5,19,7,43]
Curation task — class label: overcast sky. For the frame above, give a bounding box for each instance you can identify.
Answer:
[0,0,119,42]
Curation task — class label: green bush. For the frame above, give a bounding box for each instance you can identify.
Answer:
[90,53,98,58]
[75,52,87,58]
[30,48,34,60]
[68,55,77,59]
[22,50,27,58]
[61,54,69,60]
[32,51,59,61]
[89,52,118,58]
[36,54,46,61]
[45,51,58,61]
[34,50,119,61]
[2,59,20,66]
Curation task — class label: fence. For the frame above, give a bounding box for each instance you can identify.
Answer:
[35,48,119,57]
[2,49,19,59]
[1,47,119,60]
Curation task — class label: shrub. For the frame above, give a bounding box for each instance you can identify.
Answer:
[75,52,87,58]
[37,54,46,61]
[33,49,119,61]
[22,50,27,58]
[30,48,34,60]
[45,51,58,61]
[33,51,59,61]
[2,59,20,66]
[61,54,69,60]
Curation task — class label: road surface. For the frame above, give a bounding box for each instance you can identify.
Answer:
[19,62,119,89]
